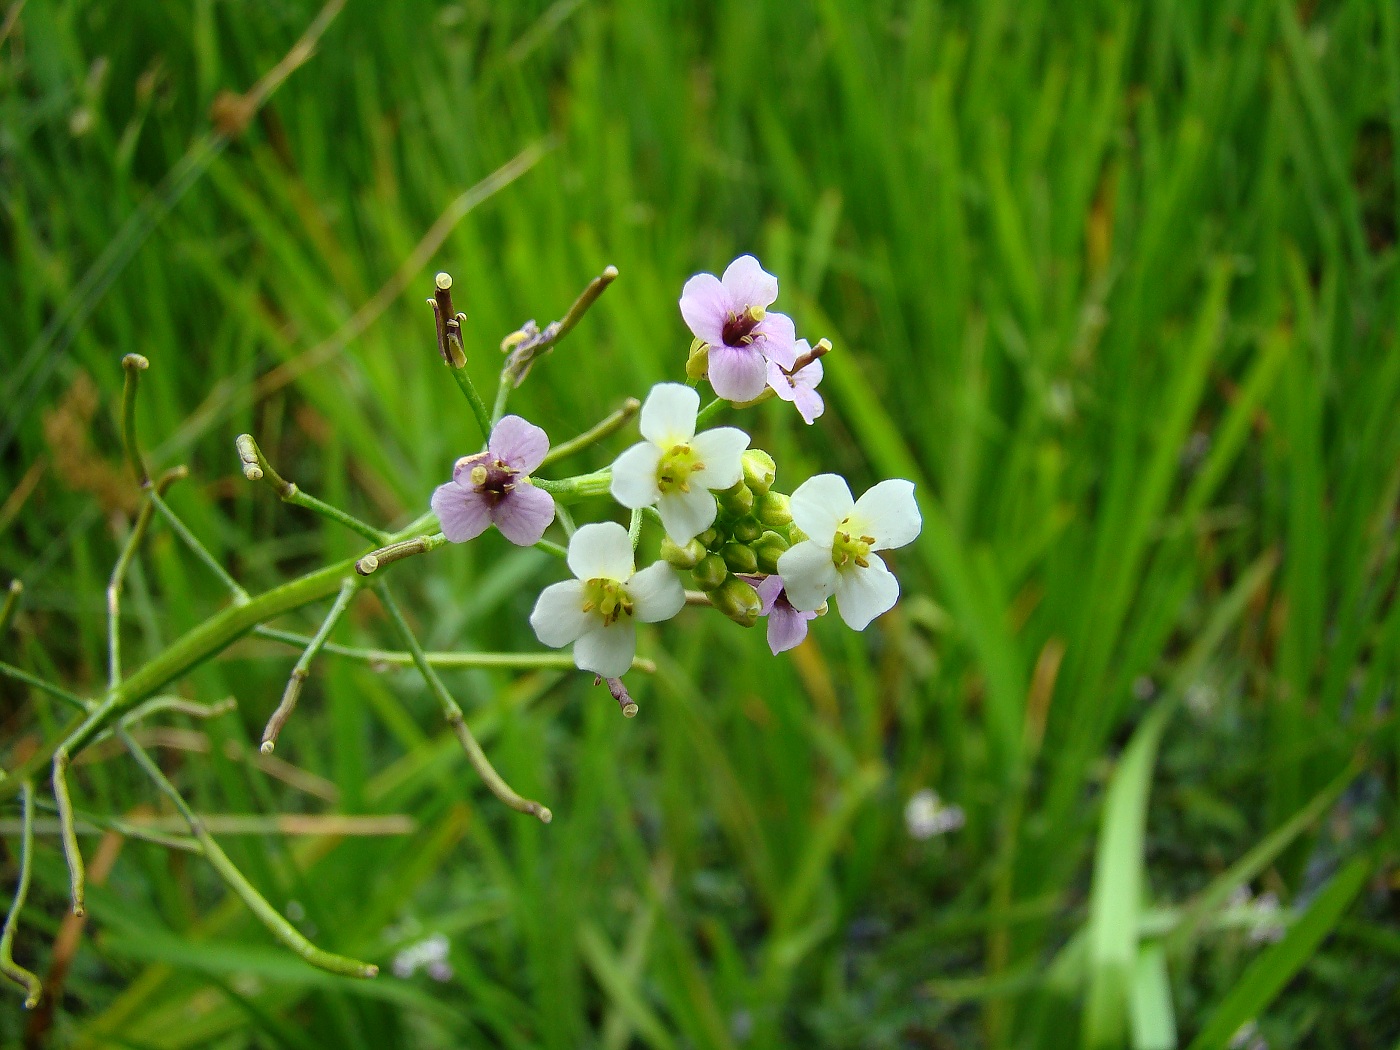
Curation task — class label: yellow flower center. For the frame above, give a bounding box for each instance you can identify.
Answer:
[581,577,634,626]
[831,521,875,570]
[656,443,706,495]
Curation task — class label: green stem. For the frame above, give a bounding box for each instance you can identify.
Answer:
[122,694,238,725]
[355,533,448,576]
[120,729,378,978]
[252,625,654,672]
[235,434,389,544]
[695,396,728,429]
[261,579,358,752]
[534,538,569,559]
[535,469,613,504]
[539,398,641,469]
[374,583,552,823]
[449,366,493,445]
[149,490,249,601]
[0,781,41,1008]
[0,661,90,713]
[120,354,150,487]
[0,580,21,638]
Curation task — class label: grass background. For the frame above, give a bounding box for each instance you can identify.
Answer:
[2,0,1399,1046]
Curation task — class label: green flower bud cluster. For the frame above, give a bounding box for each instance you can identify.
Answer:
[659,448,799,627]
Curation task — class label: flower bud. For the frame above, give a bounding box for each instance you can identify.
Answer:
[755,491,792,528]
[693,552,728,591]
[711,575,761,627]
[731,515,764,544]
[686,338,710,381]
[721,541,758,575]
[718,480,754,517]
[660,535,706,570]
[753,530,790,574]
[741,449,776,494]
[697,527,720,550]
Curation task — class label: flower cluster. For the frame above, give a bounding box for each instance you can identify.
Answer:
[435,255,920,680]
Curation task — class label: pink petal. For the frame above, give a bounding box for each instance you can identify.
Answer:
[708,343,768,401]
[765,359,797,403]
[679,272,730,345]
[490,483,556,546]
[756,573,785,614]
[766,603,811,654]
[792,355,823,390]
[489,416,551,474]
[792,386,825,424]
[720,255,779,310]
[432,481,491,543]
[753,312,797,369]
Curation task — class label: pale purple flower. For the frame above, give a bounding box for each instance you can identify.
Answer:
[766,340,824,424]
[679,255,798,402]
[431,415,555,547]
[755,574,817,654]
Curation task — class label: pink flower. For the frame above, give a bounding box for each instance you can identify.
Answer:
[679,255,798,402]
[754,574,817,654]
[766,340,825,424]
[431,415,556,546]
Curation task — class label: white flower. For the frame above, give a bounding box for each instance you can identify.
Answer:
[529,522,685,677]
[776,474,921,630]
[610,383,750,545]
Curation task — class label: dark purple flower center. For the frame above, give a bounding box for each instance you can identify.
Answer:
[721,309,762,347]
[471,460,518,504]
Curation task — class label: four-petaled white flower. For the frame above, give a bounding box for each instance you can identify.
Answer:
[610,383,750,545]
[530,522,685,677]
[776,474,921,630]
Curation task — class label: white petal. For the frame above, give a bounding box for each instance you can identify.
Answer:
[720,254,779,309]
[639,383,699,448]
[572,621,637,678]
[529,580,592,647]
[625,562,686,623]
[788,473,854,542]
[609,442,663,508]
[566,521,635,582]
[849,479,922,551]
[776,540,840,611]
[833,558,900,630]
[689,427,750,491]
[656,486,718,546]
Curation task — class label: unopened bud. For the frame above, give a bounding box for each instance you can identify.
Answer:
[693,552,728,591]
[660,535,706,569]
[686,338,710,381]
[756,491,792,528]
[753,530,790,574]
[741,449,776,494]
[721,541,758,575]
[731,516,764,544]
[718,480,754,517]
[712,576,761,628]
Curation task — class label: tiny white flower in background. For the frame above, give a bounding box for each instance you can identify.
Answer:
[392,933,452,982]
[777,474,922,630]
[904,789,965,840]
[610,383,750,545]
[530,521,686,677]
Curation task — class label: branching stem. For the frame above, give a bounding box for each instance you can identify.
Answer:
[0,781,41,1007]
[235,433,389,544]
[539,397,640,469]
[262,579,358,752]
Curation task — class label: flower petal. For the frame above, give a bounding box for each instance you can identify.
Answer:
[776,540,840,611]
[566,521,636,582]
[530,580,592,647]
[755,573,785,614]
[431,482,491,543]
[788,473,854,542]
[656,485,718,546]
[850,479,922,551]
[639,383,699,447]
[753,311,797,370]
[489,415,550,474]
[792,386,824,424]
[573,621,637,678]
[707,343,768,401]
[833,557,900,630]
[689,426,749,490]
[766,603,812,654]
[490,482,556,546]
[792,354,823,390]
[451,451,491,486]
[610,442,663,508]
[766,359,798,403]
[679,272,730,345]
[720,255,779,309]
[625,562,685,623]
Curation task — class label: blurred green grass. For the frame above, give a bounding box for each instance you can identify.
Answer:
[2,0,1398,1046]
